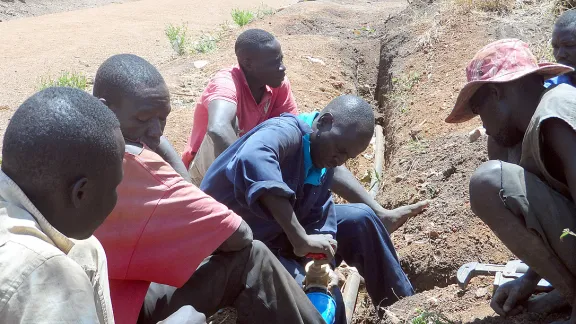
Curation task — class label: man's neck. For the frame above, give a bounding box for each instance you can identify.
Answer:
[518,88,546,133]
[243,72,266,104]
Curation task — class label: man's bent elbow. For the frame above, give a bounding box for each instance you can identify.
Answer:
[218,220,253,252]
[469,160,502,220]
[207,123,234,141]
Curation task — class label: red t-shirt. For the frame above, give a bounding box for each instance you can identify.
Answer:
[94,147,242,324]
[181,65,298,167]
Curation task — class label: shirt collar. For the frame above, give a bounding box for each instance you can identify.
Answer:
[235,65,273,97]
[298,112,327,186]
[544,74,573,88]
[0,170,75,253]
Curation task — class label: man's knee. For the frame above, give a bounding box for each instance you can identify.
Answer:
[338,204,380,235]
[250,240,275,261]
[469,160,503,221]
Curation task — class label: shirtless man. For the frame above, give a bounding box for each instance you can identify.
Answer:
[446,39,576,323]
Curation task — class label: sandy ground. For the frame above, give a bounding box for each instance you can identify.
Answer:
[0,0,139,21]
[0,0,296,144]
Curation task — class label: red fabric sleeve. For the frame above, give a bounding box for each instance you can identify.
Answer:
[202,71,238,107]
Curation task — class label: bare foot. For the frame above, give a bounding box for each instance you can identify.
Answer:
[378,200,430,233]
[523,290,569,315]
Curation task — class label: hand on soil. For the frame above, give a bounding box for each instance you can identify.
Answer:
[378,200,431,233]
[491,277,538,317]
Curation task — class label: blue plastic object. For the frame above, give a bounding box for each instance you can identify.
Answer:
[306,291,336,324]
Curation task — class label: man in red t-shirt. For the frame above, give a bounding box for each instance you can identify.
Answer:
[92,54,325,324]
[182,29,298,185]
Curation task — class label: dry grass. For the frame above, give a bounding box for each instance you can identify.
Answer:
[554,0,576,15]
[455,0,515,13]
[531,39,556,62]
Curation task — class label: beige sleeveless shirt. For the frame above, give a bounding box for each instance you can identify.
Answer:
[520,83,576,197]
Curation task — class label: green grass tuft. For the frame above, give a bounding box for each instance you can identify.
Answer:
[411,309,454,324]
[191,34,219,54]
[165,23,189,56]
[38,72,87,90]
[231,9,254,26]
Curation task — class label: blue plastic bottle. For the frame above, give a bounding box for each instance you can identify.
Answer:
[305,288,337,324]
[304,260,337,324]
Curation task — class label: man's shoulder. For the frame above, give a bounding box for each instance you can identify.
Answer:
[257,113,308,135]
[542,83,576,101]
[210,65,242,86]
[122,146,184,190]
[0,237,65,265]
[0,239,82,292]
[537,84,576,118]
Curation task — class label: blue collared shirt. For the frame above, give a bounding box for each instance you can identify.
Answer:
[544,74,572,88]
[200,114,337,251]
[297,112,327,186]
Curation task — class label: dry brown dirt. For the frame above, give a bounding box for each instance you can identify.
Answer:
[0,0,138,21]
[0,0,572,323]
[0,0,296,151]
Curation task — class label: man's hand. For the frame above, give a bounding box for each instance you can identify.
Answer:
[292,234,337,264]
[491,276,539,317]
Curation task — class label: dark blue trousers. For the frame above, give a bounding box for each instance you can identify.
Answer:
[278,204,414,323]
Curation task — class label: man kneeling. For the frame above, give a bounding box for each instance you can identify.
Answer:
[447,39,576,323]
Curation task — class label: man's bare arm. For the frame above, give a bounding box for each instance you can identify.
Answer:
[542,119,576,213]
[331,165,385,213]
[260,193,336,262]
[217,220,253,252]
[331,165,429,233]
[541,118,576,313]
[155,136,192,182]
[207,100,238,157]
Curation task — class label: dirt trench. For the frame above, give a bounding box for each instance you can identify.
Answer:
[353,0,573,322]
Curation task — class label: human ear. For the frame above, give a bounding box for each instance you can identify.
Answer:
[70,177,88,209]
[317,112,334,131]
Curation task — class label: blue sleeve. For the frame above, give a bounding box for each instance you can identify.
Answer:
[225,120,302,220]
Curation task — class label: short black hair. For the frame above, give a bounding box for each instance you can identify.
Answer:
[235,29,277,58]
[2,87,121,191]
[93,54,166,106]
[555,9,576,29]
[322,95,375,136]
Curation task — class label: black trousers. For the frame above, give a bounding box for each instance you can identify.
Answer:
[138,241,325,324]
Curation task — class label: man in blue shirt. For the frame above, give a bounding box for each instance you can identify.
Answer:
[546,9,576,88]
[201,95,413,319]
